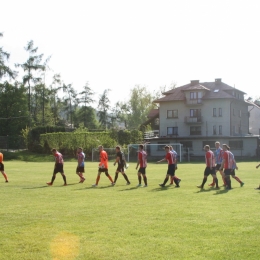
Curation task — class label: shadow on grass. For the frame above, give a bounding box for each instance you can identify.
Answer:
[213,189,230,195]
[23,186,49,189]
[118,186,139,191]
[149,186,172,192]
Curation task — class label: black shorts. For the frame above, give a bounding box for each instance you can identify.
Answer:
[76,166,85,173]
[215,164,222,171]
[138,167,146,174]
[0,162,4,171]
[230,169,236,176]
[99,168,108,173]
[116,165,125,173]
[167,164,175,176]
[54,164,64,174]
[204,167,216,176]
[224,169,232,175]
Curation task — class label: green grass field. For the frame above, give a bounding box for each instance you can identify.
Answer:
[1,160,260,260]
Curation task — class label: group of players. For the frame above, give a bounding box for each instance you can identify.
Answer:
[1,142,260,190]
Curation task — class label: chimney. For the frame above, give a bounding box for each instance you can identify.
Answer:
[215,78,222,84]
[190,80,199,86]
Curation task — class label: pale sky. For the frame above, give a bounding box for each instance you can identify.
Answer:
[1,0,260,107]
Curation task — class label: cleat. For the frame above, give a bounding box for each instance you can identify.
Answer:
[169,183,173,185]
[159,184,165,187]
[5,180,8,183]
[143,185,148,187]
[254,187,260,190]
[208,183,214,187]
[175,185,180,188]
[240,182,244,187]
[63,184,67,186]
[177,179,181,184]
[92,184,97,187]
[46,182,52,186]
[126,182,131,185]
[111,182,115,186]
[136,184,142,187]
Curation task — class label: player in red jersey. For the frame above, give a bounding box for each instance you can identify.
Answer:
[255,163,260,190]
[169,145,181,186]
[220,144,233,189]
[76,147,85,183]
[197,145,219,189]
[92,145,114,187]
[0,152,8,182]
[157,145,180,187]
[136,144,148,187]
[47,148,67,186]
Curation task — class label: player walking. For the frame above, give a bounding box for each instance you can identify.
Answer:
[76,147,85,183]
[157,145,180,187]
[197,145,219,189]
[220,144,233,189]
[92,145,114,187]
[47,148,67,186]
[169,145,181,186]
[255,163,260,190]
[136,144,148,187]
[0,152,8,182]
[113,146,131,185]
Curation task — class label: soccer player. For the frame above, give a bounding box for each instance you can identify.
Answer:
[47,148,67,186]
[136,144,148,187]
[0,152,8,182]
[113,146,131,185]
[209,141,225,187]
[197,145,219,189]
[92,145,114,187]
[157,145,180,187]
[76,147,85,183]
[220,144,233,189]
[255,164,260,190]
[169,145,181,186]
[226,146,244,187]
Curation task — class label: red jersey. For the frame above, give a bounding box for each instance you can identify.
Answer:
[54,152,63,164]
[205,150,215,167]
[0,152,3,163]
[99,150,108,169]
[223,151,233,169]
[138,150,147,168]
[165,151,176,165]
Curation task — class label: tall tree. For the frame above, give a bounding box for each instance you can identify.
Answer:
[0,32,16,80]
[97,89,111,129]
[77,82,95,127]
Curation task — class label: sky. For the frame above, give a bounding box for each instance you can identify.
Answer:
[1,0,260,107]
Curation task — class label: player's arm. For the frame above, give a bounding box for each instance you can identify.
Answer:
[113,156,119,166]
[256,164,260,169]
[157,158,166,163]
[220,159,225,171]
[78,155,83,166]
[209,157,212,170]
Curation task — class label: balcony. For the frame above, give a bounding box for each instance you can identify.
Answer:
[186,98,203,106]
[185,116,203,124]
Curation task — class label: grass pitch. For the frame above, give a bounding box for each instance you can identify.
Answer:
[0,160,260,260]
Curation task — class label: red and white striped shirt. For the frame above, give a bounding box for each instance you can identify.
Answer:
[205,150,215,167]
[138,150,147,168]
[54,152,64,164]
[165,151,176,165]
[223,151,233,169]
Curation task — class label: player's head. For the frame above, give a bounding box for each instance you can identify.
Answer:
[98,145,103,151]
[215,141,220,149]
[169,145,173,151]
[139,144,144,150]
[51,148,57,154]
[222,144,229,151]
[115,146,121,152]
[204,145,210,151]
[164,145,170,151]
[77,147,83,153]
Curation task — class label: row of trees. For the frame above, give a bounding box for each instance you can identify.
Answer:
[0,33,173,138]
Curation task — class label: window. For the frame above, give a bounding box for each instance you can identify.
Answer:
[167,110,178,118]
[219,108,222,117]
[213,108,217,117]
[202,141,216,150]
[167,127,178,135]
[219,125,222,135]
[190,109,201,117]
[190,92,197,99]
[213,125,217,135]
[180,141,193,148]
[190,126,201,135]
[229,140,243,149]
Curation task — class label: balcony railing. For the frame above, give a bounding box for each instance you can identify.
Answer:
[186,98,203,105]
[185,116,203,124]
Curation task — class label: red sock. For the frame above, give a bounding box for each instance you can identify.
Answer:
[234,176,242,183]
[96,176,100,185]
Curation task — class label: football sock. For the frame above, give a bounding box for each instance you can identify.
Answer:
[138,175,142,184]
[225,176,231,188]
[170,176,173,184]
[233,176,242,183]
[123,173,130,183]
[143,176,147,185]
[106,173,113,183]
[2,173,8,181]
[96,175,100,185]
[214,177,219,188]
[62,174,67,184]
[163,176,169,185]
[174,178,179,186]
[114,173,119,183]
[51,175,56,184]
[201,177,207,188]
